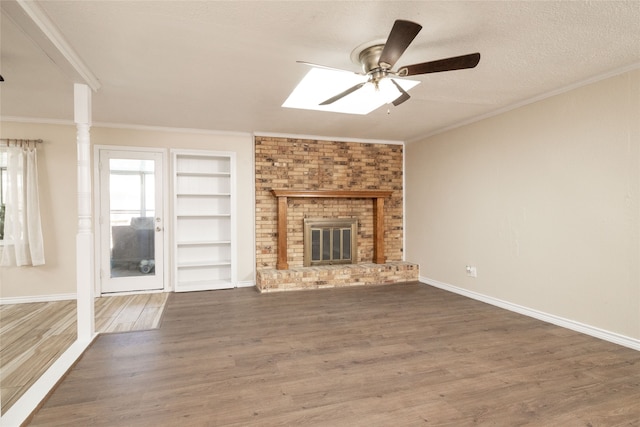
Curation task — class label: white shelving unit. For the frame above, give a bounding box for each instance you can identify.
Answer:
[172,150,236,292]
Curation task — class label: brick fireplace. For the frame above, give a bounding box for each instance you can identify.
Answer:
[254,136,418,291]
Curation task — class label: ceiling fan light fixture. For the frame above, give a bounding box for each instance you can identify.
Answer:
[292,19,481,112]
[283,67,419,115]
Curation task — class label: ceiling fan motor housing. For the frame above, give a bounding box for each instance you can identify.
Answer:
[358,45,386,74]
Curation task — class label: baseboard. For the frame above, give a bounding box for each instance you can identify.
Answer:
[0,293,76,305]
[0,335,97,426]
[236,281,255,288]
[0,285,255,303]
[420,276,640,352]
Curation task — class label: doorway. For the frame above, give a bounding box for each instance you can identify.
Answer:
[96,148,166,294]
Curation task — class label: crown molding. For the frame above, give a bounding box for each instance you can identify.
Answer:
[409,61,640,144]
[1,0,101,91]
[254,131,404,145]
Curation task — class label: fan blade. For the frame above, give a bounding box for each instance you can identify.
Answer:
[390,79,410,106]
[399,52,481,76]
[378,20,422,69]
[297,61,363,75]
[319,82,367,105]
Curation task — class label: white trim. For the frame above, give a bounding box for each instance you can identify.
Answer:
[94,144,169,154]
[94,122,252,138]
[0,117,252,138]
[409,61,640,143]
[92,146,101,295]
[161,148,171,294]
[420,276,640,352]
[0,336,96,426]
[0,293,76,305]
[0,116,74,125]
[230,151,237,288]
[93,145,169,295]
[254,131,404,146]
[236,281,255,288]
[99,289,165,298]
[75,83,95,342]
[2,1,100,91]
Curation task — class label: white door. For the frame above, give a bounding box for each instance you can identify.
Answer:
[98,149,165,293]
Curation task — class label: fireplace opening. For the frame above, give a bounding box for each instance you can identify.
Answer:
[304,218,358,267]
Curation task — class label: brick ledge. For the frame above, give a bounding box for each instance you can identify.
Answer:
[256,262,419,293]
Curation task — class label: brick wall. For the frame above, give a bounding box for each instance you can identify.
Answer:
[255,136,404,269]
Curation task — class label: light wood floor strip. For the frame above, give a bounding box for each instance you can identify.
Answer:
[26,284,640,426]
[0,293,169,414]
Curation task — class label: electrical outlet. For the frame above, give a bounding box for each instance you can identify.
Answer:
[466,265,477,278]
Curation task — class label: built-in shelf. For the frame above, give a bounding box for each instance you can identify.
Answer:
[176,172,231,177]
[176,214,231,218]
[176,193,231,197]
[177,240,231,246]
[173,150,236,291]
[177,260,232,268]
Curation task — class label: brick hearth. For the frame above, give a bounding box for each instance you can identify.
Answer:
[256,262,419,292]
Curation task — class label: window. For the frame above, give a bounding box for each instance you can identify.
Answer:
[108,158,156,226]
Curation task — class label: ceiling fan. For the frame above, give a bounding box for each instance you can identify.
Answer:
[299,19,481,107]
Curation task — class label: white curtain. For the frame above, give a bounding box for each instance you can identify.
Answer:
[1,147,45,267]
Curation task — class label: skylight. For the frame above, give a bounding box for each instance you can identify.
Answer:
[282,68,420,115]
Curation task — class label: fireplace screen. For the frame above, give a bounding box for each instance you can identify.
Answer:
[304,218,358,267]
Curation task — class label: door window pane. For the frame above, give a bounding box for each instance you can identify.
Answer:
[109,159,156,278]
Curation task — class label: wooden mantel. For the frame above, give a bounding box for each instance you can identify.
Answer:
[271,189,393,270]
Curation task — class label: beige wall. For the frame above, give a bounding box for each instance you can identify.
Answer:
[0,122,78,299]
[406,70,640,340]
[0,122,255,299]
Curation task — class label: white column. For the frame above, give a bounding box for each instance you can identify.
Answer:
[75,83,95,341]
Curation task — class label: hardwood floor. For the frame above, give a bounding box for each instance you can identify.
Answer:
[1,300,76,415]
[26,283,640,426]
[95,292,168,334]
[1,292,168,414]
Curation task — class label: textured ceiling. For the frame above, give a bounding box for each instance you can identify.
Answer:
[1,1,639,142]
